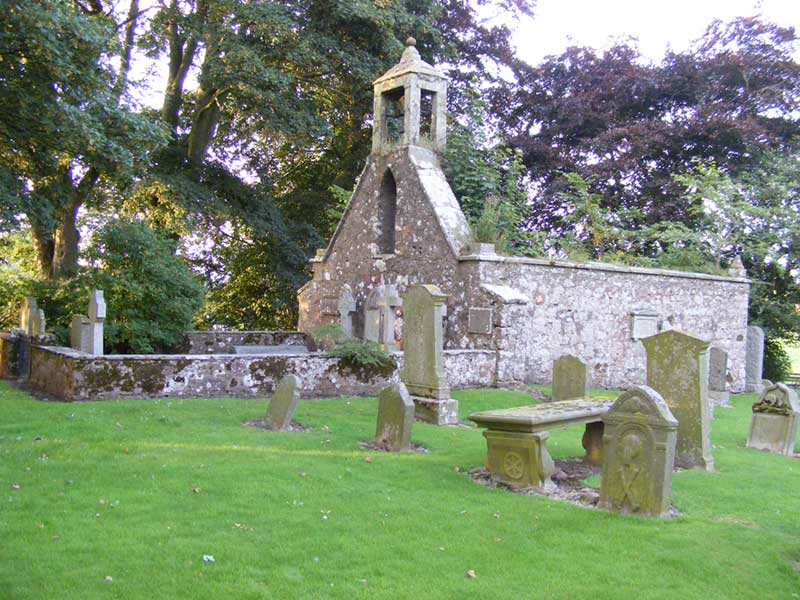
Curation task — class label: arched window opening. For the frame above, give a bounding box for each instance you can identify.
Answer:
[378,170,397,254]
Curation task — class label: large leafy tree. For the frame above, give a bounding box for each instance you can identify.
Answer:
[0,0,167,279]
[495,17,800,236]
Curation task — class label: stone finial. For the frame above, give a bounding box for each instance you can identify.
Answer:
[728,255,747,278]
[406,37,416,47]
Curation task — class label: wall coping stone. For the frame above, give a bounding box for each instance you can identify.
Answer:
[458,254,750,285]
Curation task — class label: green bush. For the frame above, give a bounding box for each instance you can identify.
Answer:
[330,339,397,377]
[309,323,349,352]
[764,337,792,382]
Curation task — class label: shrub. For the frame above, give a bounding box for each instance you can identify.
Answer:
[330,339,397,377]
[764,337,792,383]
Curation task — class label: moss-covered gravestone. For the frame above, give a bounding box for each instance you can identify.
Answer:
[552,354,591,402]
[401,284,458,425]
[707,346,730,413]
[265,375,300,431]
[375,382,414,451]
[642,329,714,471]
[746,382,799,456]
[599,386,678,517]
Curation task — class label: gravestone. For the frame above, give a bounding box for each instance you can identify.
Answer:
[265,374,300,431]
[552,355,591,403]
[707,346,730,411]
[375,382,415,451]
[599,386,678,517]
[746,382,799,456]
[19,297,37,335]
[364,284,402,350]
[337,288,356,338]
[70,315,91,353]
[88,290,106,355]
[35,309,45,336]
[642,329,714,471]
[745,325,765,393]
[401,284,458,425]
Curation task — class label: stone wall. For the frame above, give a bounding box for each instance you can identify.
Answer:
[26,345,496,402]
[460,256,750,392]
[182,331,309,354]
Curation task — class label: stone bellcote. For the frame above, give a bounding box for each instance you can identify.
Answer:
[371,38,447,154]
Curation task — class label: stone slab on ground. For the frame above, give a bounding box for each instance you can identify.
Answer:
[233,344,309,355]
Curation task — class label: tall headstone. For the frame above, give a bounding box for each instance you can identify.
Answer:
[746,382,799,456]
[707,346,730,411]
[34,309,45,337]
[599,386,678,517]
[551,355,591,402]
[88,290,106,355]
[70,315,91,353]
[745,325,765,393]
[364,284,402,350]
[642,329,714,471]
[19,297,37,335]
[401,284,458,425]
[375,382,415,451]
[337,288,356,338]
[265,374,300,431]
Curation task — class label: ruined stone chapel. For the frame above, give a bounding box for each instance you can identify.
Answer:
[298,40,752,392]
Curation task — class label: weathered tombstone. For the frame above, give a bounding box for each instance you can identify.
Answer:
[551,355,591,403]
[745,325,765,393]
[34,309,45,337]
[88,290,106,355]
[401,284,458,425]
[265,374,300,431]
[746,382,799,456]
[375,382,415,451]
[642,329,714,471]
[70,315,91,353]
[19,297,37,335]
[707,346,730,411]
[599,386,678,517]
[337,288,356,338]
[364,284,402,350]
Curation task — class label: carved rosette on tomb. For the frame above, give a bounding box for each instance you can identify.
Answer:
[599,386,678,517]
[746,382,799,456]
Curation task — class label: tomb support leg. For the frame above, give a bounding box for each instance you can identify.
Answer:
[483,430,555,488]
[582,421,605,465]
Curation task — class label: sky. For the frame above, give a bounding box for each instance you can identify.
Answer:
[508,0,800,64]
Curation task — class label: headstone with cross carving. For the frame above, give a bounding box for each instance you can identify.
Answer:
[363,284,402,350]
[599,385,678,517]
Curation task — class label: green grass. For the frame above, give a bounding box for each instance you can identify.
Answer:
[1,382,799,599]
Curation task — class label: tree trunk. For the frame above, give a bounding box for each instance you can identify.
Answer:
[51,200,81,278]
[30,222,55,280]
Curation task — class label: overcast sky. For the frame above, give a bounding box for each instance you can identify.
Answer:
[510,0,800,64]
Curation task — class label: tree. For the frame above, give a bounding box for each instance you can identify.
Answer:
[494,17,800,237]
[0,0,167,279]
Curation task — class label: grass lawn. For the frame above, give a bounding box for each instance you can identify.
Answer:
[1,383,799,599]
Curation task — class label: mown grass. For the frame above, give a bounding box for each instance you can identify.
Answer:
[1,382,798,599]
[785,343,800,373]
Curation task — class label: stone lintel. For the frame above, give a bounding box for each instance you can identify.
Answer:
[469,398,614,434]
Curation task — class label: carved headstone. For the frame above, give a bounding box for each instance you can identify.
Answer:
[19,297,37,335]
[70,315,91,353]
[88,290,106,355]
[642,329,714,471]
[551,355,591,403]
[746,382,799,456]
[707,346,730,410]
[745,325,765,393]
[337,288,356,338]
[375,382,415,451]
[599,386,678,517]
[265,374,300,431]
[401,284,458,425]
[364,284,402,350]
